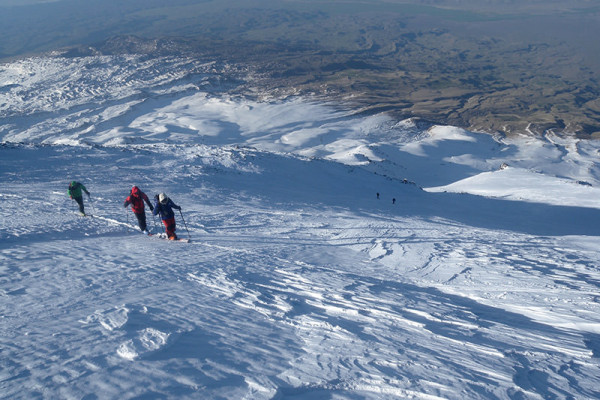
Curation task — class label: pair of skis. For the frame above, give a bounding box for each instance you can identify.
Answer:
[147,232,190,243]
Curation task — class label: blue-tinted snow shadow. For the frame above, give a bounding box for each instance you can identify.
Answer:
[375,278,600,399]
[0,229,134,250]
[407,190,600,237]
[4,143,599,239]
[202,149,600,237]
[261,268,600,399]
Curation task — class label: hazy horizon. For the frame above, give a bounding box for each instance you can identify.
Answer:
[1,0,599,136]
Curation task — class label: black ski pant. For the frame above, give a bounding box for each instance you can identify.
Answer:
[134,211,147,232]
[73,195,85,214]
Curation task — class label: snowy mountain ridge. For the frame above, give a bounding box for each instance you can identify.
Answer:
[2,54,600,399]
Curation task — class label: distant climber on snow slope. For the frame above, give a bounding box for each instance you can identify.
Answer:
[124,186,154,234]
[153,192,181,240]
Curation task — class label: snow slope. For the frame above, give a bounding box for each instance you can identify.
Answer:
[2,54,600,399]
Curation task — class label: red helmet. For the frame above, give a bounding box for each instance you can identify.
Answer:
[131,186,140,196]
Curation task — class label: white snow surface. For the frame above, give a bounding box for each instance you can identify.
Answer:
[2,55,600,399]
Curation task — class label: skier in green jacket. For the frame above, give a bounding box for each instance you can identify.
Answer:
[68,181,90,216]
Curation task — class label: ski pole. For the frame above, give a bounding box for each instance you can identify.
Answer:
[89,195,96,216]
[179,209,191,239]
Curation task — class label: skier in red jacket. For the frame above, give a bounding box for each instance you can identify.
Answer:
[123,186,154,234]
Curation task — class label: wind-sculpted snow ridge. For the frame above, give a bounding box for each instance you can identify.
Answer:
[0,54,237,144]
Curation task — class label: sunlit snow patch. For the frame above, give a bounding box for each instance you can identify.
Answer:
[117,328,171,361]
[426,167,600,209]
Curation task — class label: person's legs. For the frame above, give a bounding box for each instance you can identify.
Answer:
[162,217,177,239]
[74,196,85,214]
[135,212,147,232]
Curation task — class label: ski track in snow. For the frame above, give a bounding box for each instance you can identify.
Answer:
[1,55,600,399]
